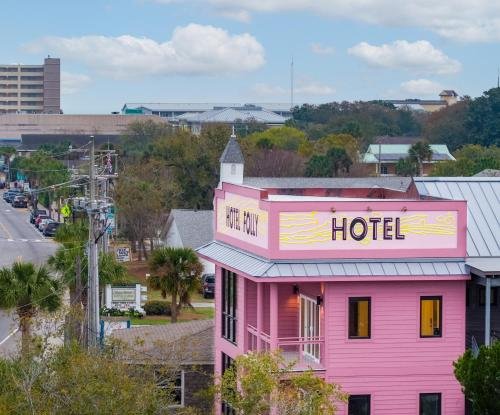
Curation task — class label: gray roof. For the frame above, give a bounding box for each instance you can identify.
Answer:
[243,177,413,192]
[122,102,293,113]
[466,257,500,275]
[111,319,214,364]
[197,241,467,278]
[415,177,500,258]
[176,107,288,124]
[220,136,244,164]
[474,169,500,177]
[167,209,214,249]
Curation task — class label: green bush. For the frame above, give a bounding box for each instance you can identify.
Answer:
[143,301,171,316]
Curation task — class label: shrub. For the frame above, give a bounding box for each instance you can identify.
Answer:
[143,301,171,316]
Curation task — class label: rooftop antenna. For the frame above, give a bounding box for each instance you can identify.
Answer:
[290,56,294,110]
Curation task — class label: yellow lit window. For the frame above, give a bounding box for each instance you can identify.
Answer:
[420,297,442,337]
[349,298,371,338]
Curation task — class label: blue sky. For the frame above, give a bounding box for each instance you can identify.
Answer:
[4,0,500,113]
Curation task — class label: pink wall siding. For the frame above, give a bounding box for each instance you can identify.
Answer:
[325,280,465,415]
[277,284,299,338]
[246,280,257,327]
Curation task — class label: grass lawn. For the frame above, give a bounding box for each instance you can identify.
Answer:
[130,307,214,326]
[125,260,214,304]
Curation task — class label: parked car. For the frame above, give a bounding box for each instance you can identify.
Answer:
[3,189,20,202]
[6,190,22,203]
[30,209,47,224]
[12,195,28,208]
[35,215,49,229]
[201,273,215,298]
[43,222,62,237]
[39,218,54,233]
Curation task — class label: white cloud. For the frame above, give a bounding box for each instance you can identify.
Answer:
[400,79,442,96]
[24,23,265,78]
[61,72,91,95]
[310,43,334,55]
[252,78,335,97]
[348,40,461,75]
[208,0,500,42]
[218,9,252,22]
[252,83,287,96]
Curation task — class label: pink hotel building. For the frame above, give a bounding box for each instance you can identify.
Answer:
[198,136,469,415]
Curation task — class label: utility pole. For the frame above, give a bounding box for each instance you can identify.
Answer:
[87,136,100,348]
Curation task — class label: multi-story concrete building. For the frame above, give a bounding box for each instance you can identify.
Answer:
[0,57,60,114]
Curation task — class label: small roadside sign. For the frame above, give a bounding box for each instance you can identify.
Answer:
[61,204,72,218]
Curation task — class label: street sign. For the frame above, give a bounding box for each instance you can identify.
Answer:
[61,204,72,218]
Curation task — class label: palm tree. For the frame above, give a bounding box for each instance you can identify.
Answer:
[148,247,202,323]
[0,262,61,357]
[409,141,433,176]
[48,222,127,344]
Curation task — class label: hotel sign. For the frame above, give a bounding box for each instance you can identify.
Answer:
[279,210,458,251]
[217,192,268,248]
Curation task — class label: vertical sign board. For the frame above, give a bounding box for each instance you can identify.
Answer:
[216,192,269,249]
[279,209,459,254]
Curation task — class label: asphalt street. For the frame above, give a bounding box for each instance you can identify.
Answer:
[0,192,58,357]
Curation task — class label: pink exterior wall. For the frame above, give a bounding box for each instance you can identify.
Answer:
[325,280,465,415]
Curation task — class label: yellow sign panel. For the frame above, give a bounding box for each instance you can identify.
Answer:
[61,204,72,218]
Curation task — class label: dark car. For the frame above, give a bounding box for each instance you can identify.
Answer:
[30,209,47,224]
[43,222,62,237]
[12,195,28,208]
[201,273,215,298]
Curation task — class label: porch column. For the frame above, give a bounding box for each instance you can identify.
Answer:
[256,282,263,350]
[485,277,491,346]
[239,276,247,351]
[270,283,278,349]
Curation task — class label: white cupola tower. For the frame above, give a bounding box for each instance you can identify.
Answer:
[219,127,244,187]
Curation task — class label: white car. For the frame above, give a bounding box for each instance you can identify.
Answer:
[39,218,54,232]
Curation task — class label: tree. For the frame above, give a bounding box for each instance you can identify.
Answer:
[0,262,61,357]
[409,141,433,176]
[148,247,202,323]
[119,119,172,159]
[312,133,360,161]
[245,127,310,154]
[466,87,500,147]
[48,222,128,344]
[217,350,347,415]
[0,344,174,414]
[304,147,352,177]
[454,341,500,415]
[0,146,16,184]
[424,100,469,151]
[395,157,418,177]
[431,144,500,176]
[245,148,306,177]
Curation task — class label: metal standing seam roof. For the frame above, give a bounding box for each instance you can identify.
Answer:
[363,144,455,163]
[415,177,500,258]
[197,241,467,278]
[175,107,288,124]
[242,176,413,192]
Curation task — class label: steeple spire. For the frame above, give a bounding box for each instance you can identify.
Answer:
[219,128,244,187]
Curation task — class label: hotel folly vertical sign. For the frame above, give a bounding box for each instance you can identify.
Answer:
[216,192,268,249]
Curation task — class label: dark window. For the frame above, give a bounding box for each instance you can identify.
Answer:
[155,369,184,407]
[420,296,442,337]
[222,268,237,344]
[380,164,388,175]
[419,393,441,415]
[348,395,370,415]
[21,67,44,72]
[349,297,371,339]
[479,287,498,306]
[221,353,236,415]
[20,76,43,81]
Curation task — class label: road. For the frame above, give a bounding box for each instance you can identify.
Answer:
[0,193,58,357]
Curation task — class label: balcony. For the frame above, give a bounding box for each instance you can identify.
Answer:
[247,324,325,371]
